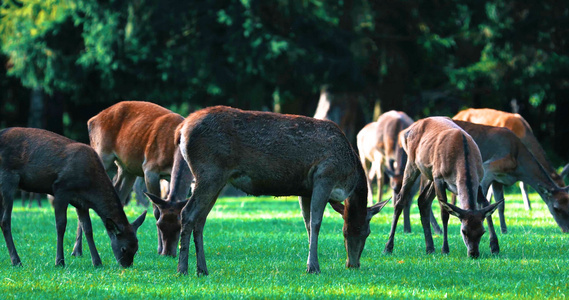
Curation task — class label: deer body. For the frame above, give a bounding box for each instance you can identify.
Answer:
[452,121,569,233]
[0,127,146,267]
[384,117,501,258]
[82,101,192,257]
[453,108,566,209]
[173,105,385,275]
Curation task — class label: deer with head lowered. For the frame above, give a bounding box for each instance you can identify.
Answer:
[0,127,147,267]
[77,101,193,258]
[447,120,569,233]
[164,105,387,275]
[384,117,502,258]
[357,110,415,232]
[453,108,566,210]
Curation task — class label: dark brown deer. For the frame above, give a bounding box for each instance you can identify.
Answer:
[453,108,566,210]
[384,117,502,258]
[450,120,569,233]
[357,110,415,232]
[76,101,192,258]
[169,105,386,275]
[0,127,147,267]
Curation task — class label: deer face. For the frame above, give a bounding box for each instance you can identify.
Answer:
[546,189,569,232]
[439,201,501,258]
[146,193,189,256]
[106,210,147,267]
[330,199,389,269]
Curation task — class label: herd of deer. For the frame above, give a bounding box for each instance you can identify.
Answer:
[0,101,567,275]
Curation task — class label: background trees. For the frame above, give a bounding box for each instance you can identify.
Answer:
[1,0,567,162]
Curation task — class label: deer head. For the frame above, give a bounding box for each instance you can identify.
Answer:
[145,193,189,257]
[105,210,147,267]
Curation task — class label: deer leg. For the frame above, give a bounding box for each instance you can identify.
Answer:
[306,180,333,274]
[144,170,166,256]
[384,165,420,254]
[492,182,508,234]
[376,156,385,203]
[299,196,311,243]
[76,208,102,267]
[519,181,531,211]
[71,207,83,257]
[435,179,450,255]
[403,193,412,233]
[178,173,225,276]
[478,187,500,254]
[417,181,436,254]
[0,180,22,266]
[115,166,137,206]
[52,195,69,266]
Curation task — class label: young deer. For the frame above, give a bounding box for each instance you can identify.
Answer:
[453,108,566,210]
[357,110,415,232]
[169,105,387,275]
[0,127,146,267]
[384,117,502,258]
[78,101,192,258]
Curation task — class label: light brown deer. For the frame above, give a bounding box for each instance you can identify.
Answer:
[384,117,502,258]
[453,108,566,210]
[357,110,415,232]
[168,105,386,275]
[74,101,192,258]
[0,127,147,267]
[449,121,569,233]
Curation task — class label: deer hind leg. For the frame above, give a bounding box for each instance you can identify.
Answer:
[178,171,226,276]
[417,181,436,253]
[306,179,334,274]
[384,164,420,254]
[75,207,102,267]
[435,179,450,255]
[0,175,22,266]
[299,196,311,243]
[375,156,385,203]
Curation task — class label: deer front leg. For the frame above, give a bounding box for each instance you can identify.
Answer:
[76,208,102,267]
[0,185,22,266]
[435,180,450,255]
[53,198,69,266]
[417,182,436,254]
[306,181,332,274]
[144,170,165,255]
[478,186,500,254]
[492,182,508,234]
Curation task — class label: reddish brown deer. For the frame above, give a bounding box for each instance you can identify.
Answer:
[77,101,192,258]
[0,127,147,267]
[453,108,566,210]
[450,120,569,233]
[357,110,415,232]
[169,105,386,275]
[384,117,502,258]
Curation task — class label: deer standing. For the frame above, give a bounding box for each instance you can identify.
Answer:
[453,108,566,210]
[384,117,501,258]
[0,127,147,267]
[76,101,192,258]
[357,110,416,232]
[169,105,386,275]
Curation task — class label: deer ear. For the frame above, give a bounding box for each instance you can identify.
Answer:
[105,218,124,236]
[145,192,168,208]
[438,200,465,219]
[367,198,390,221]
[481,201,502,218]
[131,210,147,231]
[329,201,345,215]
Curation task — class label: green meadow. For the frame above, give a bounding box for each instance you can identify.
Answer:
[0,192,568,299]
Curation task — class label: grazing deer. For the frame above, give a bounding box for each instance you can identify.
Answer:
[453,108,566,210]
[450,120,569,233]
[76,101,192,258]
[0,127,147,267]
[357,110,416,232]
[169,105,386,275]
[384,117,501,258]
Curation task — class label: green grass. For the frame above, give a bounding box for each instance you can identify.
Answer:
[1,192,568,299]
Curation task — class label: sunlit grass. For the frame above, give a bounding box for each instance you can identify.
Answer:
[0,191,568,299]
